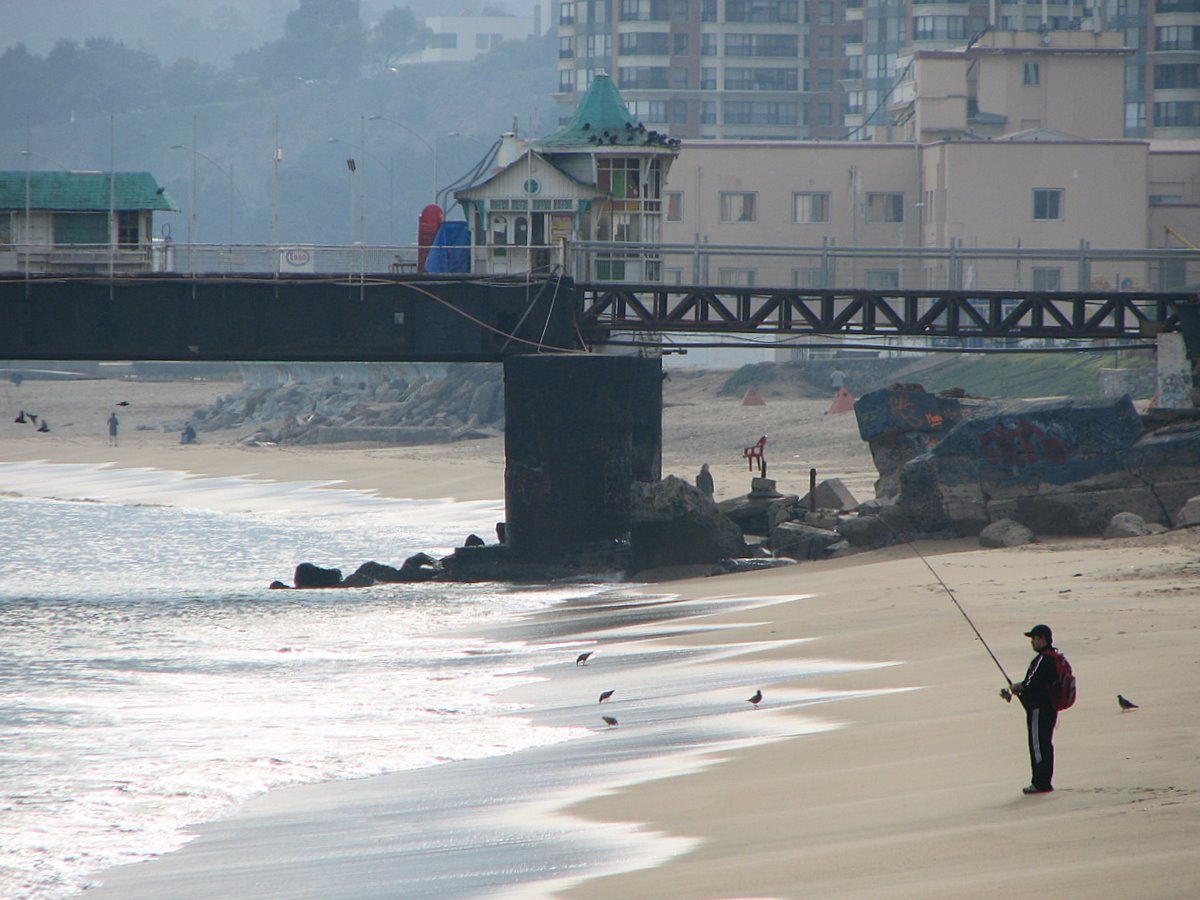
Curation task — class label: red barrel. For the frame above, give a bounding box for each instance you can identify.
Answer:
[417,204,444,273]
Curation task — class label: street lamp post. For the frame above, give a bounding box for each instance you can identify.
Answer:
[171,122,236,273]
[366,115,450,202]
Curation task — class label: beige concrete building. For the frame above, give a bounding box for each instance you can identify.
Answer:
[649,30,1200,293]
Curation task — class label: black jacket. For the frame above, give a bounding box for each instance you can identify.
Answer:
[1019,649,1058,711]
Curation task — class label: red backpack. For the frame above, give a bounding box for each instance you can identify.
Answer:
[1047,650,1077,711]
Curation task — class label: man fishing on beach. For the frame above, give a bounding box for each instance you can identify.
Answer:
[1005,624,1060,795]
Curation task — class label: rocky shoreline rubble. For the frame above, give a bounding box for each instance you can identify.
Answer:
[182,366,504,446]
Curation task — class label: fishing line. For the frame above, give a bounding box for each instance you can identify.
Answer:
[883,518,1013,686]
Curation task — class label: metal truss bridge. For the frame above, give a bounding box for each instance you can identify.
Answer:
[576,283,1200,345]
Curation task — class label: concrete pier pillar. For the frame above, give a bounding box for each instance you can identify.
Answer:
[503,354,661,560]
[1156,332,1195,409]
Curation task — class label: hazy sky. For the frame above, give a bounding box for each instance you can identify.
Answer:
[0,1,550,66]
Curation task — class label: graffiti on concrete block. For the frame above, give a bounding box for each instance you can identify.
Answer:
[978,417,1068,470]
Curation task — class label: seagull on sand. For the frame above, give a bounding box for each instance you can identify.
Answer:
[598,690,615,703]
[1118,694,1139,710]
[14,410,26,424]
[601,715,618,727]
[116,400,130,407]
[575,651,593,666]
[747,690,763,707]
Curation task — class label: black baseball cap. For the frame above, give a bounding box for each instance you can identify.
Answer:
[1024,624,1053,641]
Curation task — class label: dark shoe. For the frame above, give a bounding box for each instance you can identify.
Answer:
[1022,785,1053,794]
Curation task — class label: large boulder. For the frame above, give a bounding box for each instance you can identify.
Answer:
[293,562,343,588]
[978,518,1035,548]
[631,475,748,570]
[770,521,841,560]
[1103,512,1152,539]
[896,396,1160,535]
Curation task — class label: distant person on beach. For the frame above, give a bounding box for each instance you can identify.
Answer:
[107,412,119,446]
[695,463,714,497]
[1008,624,1059,795]
[180,422,197,445]
[830,369,846,391]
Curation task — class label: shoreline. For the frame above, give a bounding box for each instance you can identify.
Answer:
[5,378,1200,897]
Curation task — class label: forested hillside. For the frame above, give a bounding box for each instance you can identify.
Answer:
[0,1,558,246]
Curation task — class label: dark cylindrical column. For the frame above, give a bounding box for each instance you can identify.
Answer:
[504,354,652,560]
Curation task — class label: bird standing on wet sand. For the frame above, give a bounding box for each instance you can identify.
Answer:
[116,400,130,407]
[576,651,593,666]
[598,690,615,703]
[601,716,618,727]
[1118,694,1139,710]
[747,690,763,707]
[14,410,26,424]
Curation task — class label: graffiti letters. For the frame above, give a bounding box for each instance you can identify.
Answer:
[978,418,1068,470]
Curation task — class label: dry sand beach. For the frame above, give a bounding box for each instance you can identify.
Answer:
[3,371,1199,898]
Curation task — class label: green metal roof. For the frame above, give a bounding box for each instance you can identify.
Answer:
[0,171,177,212]
[537,74,679,151]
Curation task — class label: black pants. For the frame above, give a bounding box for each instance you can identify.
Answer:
[1025,705,1057,790]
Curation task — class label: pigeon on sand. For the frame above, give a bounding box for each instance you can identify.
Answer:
[598,690,614,703]
[747,690,763,707]
[1118,694,1138,710]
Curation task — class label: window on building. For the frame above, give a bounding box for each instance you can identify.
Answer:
[673,32,688,55]
[54,212,108,245]
[1125,101,1145,133]
[617,66,669,88]
[723,100,798,124]
[701,101,717,123]
[702,0,717,20]
[620,0,671,20]
[793,268,824,288]
[0,212,12,246]
[1023,62,1040,85]
[671,99,689,123]
[865,269,900,289]
[597,158,645,202]
[815,102,833,126]
[673,0,690,20]
[117,211,139,248]
[865,192,904,223]
[1033,188,1063,220]
[1154,63,1200,89]
[719,192,758,222]
[665,191,684,222]
[429,33,457,49]
[1156,25,1200,50]
[701,67,717,89]
[724,67,798,90]
[585,33,612,58]
[818,1,835,23]
[793,192,831,223]
[1155,101,1200,126]
[491,215,509,245]
[719,268,757,286]
[627,100,669,121]
[726,0,800,23]
[817,68,833,89]
[619,31,670,54]
[1032,268,1061,291]
[672,66,689,88]
[724,33,800,56]
[559,36,574,59]
[559,68,575,91]
[701,33,717,56]
[816,34,834,58]
[595,255,627,280]
[560,2,575,25]
[912,15,968,40]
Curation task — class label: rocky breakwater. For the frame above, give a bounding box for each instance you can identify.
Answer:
[855,385,1200,537]
[186,367,504,446]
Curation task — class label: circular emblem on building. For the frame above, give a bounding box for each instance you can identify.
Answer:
[523,178,540,195]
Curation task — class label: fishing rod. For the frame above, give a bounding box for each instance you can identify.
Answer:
[884,520,1016,696]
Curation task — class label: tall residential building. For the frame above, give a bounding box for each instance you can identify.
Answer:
[556,1,1200,142]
